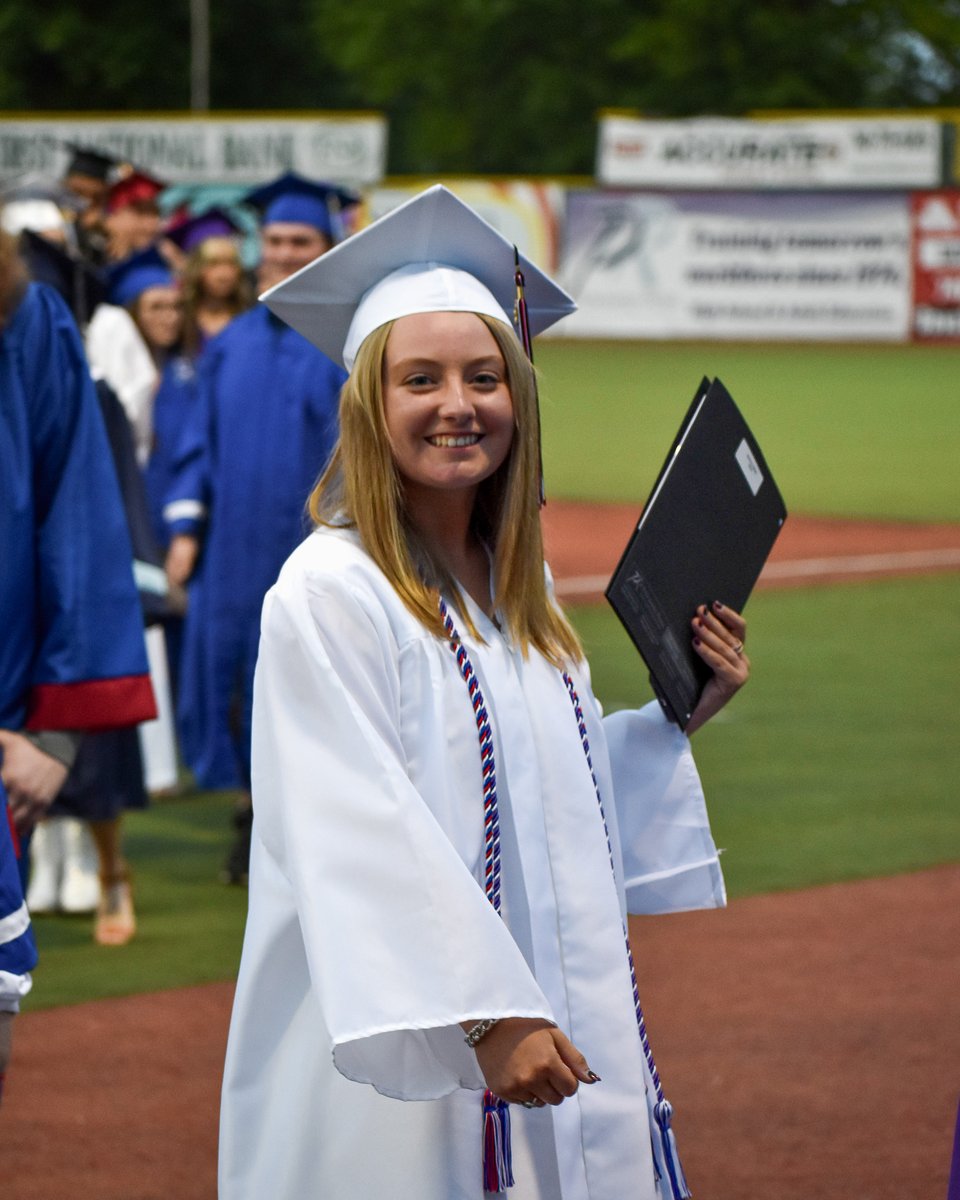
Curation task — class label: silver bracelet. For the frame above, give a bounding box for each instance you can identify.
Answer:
[463,1018,500,1048]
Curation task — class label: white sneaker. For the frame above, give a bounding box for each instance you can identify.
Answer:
[59,819,101,914]
[26,818,66,914]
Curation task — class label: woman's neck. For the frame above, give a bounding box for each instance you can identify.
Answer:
[406,487,492,616]
[197,302,235,337]
[199,295,233,316]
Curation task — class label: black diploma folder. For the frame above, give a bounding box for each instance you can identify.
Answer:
[605,377,787,729]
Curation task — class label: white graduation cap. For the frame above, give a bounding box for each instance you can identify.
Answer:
[260,185,576,370]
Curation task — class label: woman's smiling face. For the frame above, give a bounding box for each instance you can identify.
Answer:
[382,310,515,504]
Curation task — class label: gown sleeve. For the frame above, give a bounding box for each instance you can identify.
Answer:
[22,286,156,731]
[249,564,555,1100]
[0,785,37,1009]
[158,367,209,541]
[603,702,726,915]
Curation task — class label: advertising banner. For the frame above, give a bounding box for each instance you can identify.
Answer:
[598,116,944,190]
[556,189,911,342]
[911,190,960,339]
[0,114,387,185]
[368,179,565,271]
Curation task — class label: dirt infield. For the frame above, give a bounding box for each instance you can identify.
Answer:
[4,507,959,1199]
[5,867,958,1199]
[541,503,960,601]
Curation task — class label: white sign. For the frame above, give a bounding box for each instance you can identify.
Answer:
[598,116,943,189]
[557,189,911,342]
[0,114,388,185]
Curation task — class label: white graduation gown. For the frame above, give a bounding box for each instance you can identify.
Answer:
[219,527,726,1200]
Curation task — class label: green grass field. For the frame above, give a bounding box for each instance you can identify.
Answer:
[574,573,960,899]
[24,339,960,1009]
[537,339,960,520]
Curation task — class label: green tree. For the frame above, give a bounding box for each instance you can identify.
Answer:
[0,0,351,112]
[2,0,959,172]
[308,0,960,173]
[308,0,630,173]
[0,1,191,109]
[613,0,960,115]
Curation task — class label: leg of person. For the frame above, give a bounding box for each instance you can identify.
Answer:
[221,621,259,886]
[222,792,253,887]
[58,817,101,914]
[90,816,136,946]
[0,1011,13,1106]
[24,817,66,914]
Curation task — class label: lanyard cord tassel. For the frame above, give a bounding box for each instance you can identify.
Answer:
[513,245,546,509]
[440,596,691,1199]
[441,599,514,1193]
[561,671,692,1200]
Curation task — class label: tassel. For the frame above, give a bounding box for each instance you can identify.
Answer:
[652,1099,692,1199]
[482,1089,514,1193]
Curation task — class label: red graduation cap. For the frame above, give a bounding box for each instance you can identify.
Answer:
[106,169,166,214]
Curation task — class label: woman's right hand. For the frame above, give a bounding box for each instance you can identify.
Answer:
[470,1017,599,1107]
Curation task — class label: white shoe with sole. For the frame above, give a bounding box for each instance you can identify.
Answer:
[59,819,101,914]
[26,818,66,914]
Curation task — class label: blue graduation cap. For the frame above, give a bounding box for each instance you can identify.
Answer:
[245,171,360,240]
[106,245,175,307]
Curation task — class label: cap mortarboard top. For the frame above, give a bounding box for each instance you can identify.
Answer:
[245,171,360,239]
[0,173,75,237]
[0,173,83,211]
[64,143,122,183]
[260,185,576,371]
[106,245,175,307]
[164,207,242,253]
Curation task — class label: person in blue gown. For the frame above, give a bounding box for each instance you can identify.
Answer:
[0,230,156,1097]
[106,247,208,577]
[174,174,358,882]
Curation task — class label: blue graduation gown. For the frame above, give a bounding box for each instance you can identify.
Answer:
[1,282,156,983]
[144,353,207,551]
[178,305,344,789]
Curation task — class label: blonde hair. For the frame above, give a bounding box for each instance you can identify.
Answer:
[180,237,252,356]
[309,314,582,666]
[0,228,27,330]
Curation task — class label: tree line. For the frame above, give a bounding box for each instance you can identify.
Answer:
[1,0,959,175]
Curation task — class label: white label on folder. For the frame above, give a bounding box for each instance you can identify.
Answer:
[735,438,764,496]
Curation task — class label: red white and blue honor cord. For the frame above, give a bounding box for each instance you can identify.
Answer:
[440,598,691,1198]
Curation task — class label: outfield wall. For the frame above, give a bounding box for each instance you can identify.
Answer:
[368,180,960,344]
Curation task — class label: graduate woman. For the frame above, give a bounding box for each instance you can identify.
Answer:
[219,187,750,1200]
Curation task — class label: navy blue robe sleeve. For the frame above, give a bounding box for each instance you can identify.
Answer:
[0,283,156,733]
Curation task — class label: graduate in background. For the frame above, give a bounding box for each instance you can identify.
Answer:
[103,168,166,264]
[5,222,172,940]
[107,246,207,706]
[164,208,253,358]
[0,226,155,1094]
[107,246,207,564]
[60,142,119,268]
[219,187,751,1200]
[175,172,357,885]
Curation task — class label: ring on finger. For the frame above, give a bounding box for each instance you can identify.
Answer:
[521,1099,544,1109]
[732,641,743,655]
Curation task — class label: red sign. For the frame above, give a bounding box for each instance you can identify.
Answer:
[912,191,960,338]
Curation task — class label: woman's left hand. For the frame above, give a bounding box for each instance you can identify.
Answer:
[684,601,750,736]
[0,730,69,833]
